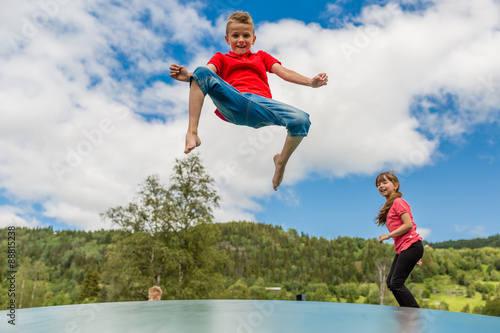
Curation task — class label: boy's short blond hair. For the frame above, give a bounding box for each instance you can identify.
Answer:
[148,286,162,300]
[226,11,255,35]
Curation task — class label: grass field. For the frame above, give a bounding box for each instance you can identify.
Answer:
[345,280,500,314]
[403,280,498,313]
[350,292,485,313]
[423,292,484,312]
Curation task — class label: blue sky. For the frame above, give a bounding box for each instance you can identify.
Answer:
[256,125,500,241]
[1,0,499,243]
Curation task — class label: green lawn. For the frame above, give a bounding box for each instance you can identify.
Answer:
[349,281,499,314]
[311,278,499,316]
[424,291,485,312]
[402,280,499,313]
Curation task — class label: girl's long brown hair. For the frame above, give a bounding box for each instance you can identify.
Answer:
[374,171,402,226]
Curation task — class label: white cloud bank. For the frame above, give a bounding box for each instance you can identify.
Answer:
[0,205,40,229]
[418,227,431,241]
[0,0,499,230]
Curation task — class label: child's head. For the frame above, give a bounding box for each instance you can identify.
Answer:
[374,171,402,226]
[225,11,256,55]
[375,171,400,195]
[226,11,255,35]
[148,285,162,301]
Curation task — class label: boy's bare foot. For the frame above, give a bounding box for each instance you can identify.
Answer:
[272,154,285,191]
[184,133,201,154]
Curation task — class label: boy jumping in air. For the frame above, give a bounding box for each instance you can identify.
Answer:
[170,11,328,190]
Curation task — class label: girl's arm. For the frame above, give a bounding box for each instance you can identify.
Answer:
[379,212,413,243]
[271,63,328,88]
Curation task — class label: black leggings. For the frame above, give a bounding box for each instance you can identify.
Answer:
[386,240,424,307]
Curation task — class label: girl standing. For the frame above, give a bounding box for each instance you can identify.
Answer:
[375,171,423,307]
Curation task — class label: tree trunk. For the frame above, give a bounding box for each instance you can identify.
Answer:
[30,271,38,308]
[379,275,385,305]
[19,279,25,309]
[30,280,37,308]
[178,257,183,299]
[150,246,156,283]
[375,259,389,305]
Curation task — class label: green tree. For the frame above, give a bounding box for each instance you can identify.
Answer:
[101,154,225,300]
[438,301,449,311]
[163,154,224,299]
[482,298,500,317]
[99,286,108,303]
[224,279,251,299]
[366,286,381,305]
[362,239,378,277]
[306,283,332,302]
[45,291,72,306]
[0,265,6,308]
[78,268,101,303]
[460,304,470,313]
[466,285,476,298]
[491,270,500,282]
[15,258,49,309]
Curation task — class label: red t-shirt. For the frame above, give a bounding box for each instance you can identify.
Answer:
[207,50,281,120]
[386,198,423,254]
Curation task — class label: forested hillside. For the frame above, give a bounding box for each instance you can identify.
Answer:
[1,223,499,316]
[1,155,499,317]
[430,234,500,249]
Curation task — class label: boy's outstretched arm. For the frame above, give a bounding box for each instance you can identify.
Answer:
[170,64,218,82]
[271,63,328,88]
[170,64,192,82]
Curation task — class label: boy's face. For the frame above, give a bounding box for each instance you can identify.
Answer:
[225,22,256,55]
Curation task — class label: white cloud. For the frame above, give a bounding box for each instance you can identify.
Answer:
[0,0,215,230]
[0,206,40,229]
[454,225,468,233]
[469,226,487,237]
[418,227,431,240]
[453,225,487,238]
[1,0,500,230]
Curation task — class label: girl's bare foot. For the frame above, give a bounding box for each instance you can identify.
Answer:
[184,133,201,154]
[272,154,285,191]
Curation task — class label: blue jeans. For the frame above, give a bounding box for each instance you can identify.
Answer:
[190,66,311,137]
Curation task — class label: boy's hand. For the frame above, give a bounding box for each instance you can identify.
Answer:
[311,73,328,88]
[170,64,190,82]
